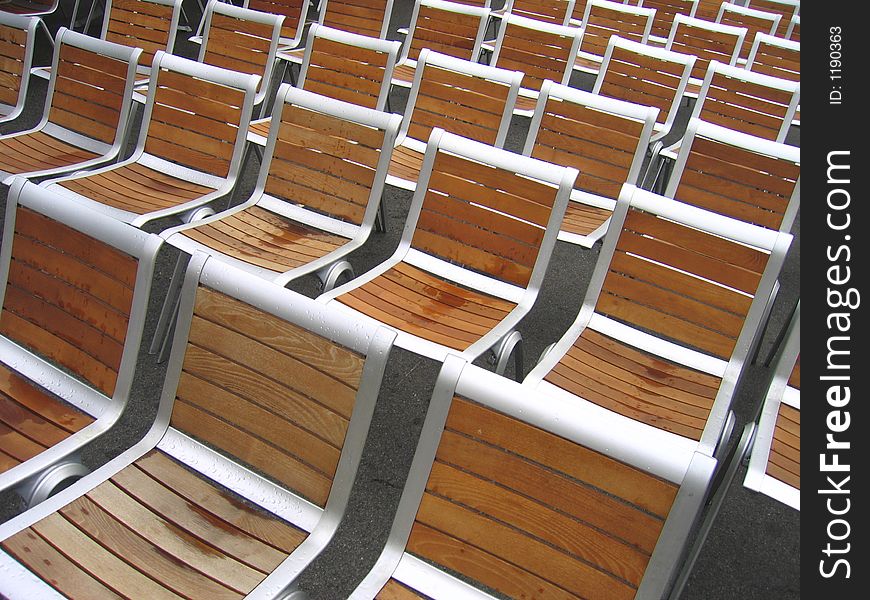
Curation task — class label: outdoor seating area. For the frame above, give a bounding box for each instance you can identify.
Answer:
[0,0,799,598]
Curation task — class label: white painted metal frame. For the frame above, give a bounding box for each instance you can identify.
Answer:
[0,28,142,184]
[0,12,38,124]
[0,250,398,599]
[524,184,793,460]
[593,35,694,145]
[0,177,164,508]
[744,300,800,510]
[162,84,402,289]
[663,13,747,97]
[664,117,801,232]
[785,12,798,40]
[197,0,285,117]
[391,0,491,89]
[387,48,522,191]
[490,12,583,116]
[38,51,260,229]
[350,354,721,599]
[524,80,658,246]
[573,0,655,75]
[320,128,576,370]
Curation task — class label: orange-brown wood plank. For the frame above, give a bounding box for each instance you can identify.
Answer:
[339,262,515,351]
[546,329,722,440]
[179,206,347,274]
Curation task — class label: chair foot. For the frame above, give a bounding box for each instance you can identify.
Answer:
[492,330,524,380]
[317,260,354,293]
[16,456,90,510]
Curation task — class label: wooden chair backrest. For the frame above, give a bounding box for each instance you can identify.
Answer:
[47,37,133,145]
[0,14,32,112]
[404,0,486,64]
[716,2,779,60]
[265,98,391,225]
[641,0,698,41]
[667,15,745,82]
[321,0,392,39]
[694,0,723,22]
[144,62,249,177]
[411,141,562,288]
[406,56,517,146]
[529,91,651,198]
[508,0,574,25]
[494,16,578,92]
[103,0,179,65]
[300,28,396,110]
[746,0,798,38]
[746,32,799,83]
[246,0,306,43]
[696,64,798,141]
[404,393,679,599]
[1,206,138,398]
[170,284,365,507]
[201,3,281,97]
[673,125,799,230]
[596,41,689,131]
[578,0,653,59]
[596,204,770,360]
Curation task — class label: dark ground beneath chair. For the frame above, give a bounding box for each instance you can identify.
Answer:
[0,1,799,598]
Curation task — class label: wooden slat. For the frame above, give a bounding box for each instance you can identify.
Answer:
[2,528,125,598]
[136,450,307,551]
[547,325,722,440]
[403,396,680,600]
[60,495,242,598]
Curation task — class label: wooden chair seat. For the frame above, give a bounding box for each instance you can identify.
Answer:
[560,200,614,240]
[339,261,517,352]
[176,205,349,274]
[743,301,799,509]
[3,449,307,597]
[386,144,425,188]
[544,328,721,440]
[390,62,416,86]
[0,365,94,474]
[0,131,102,177]
[50,162,216,217]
